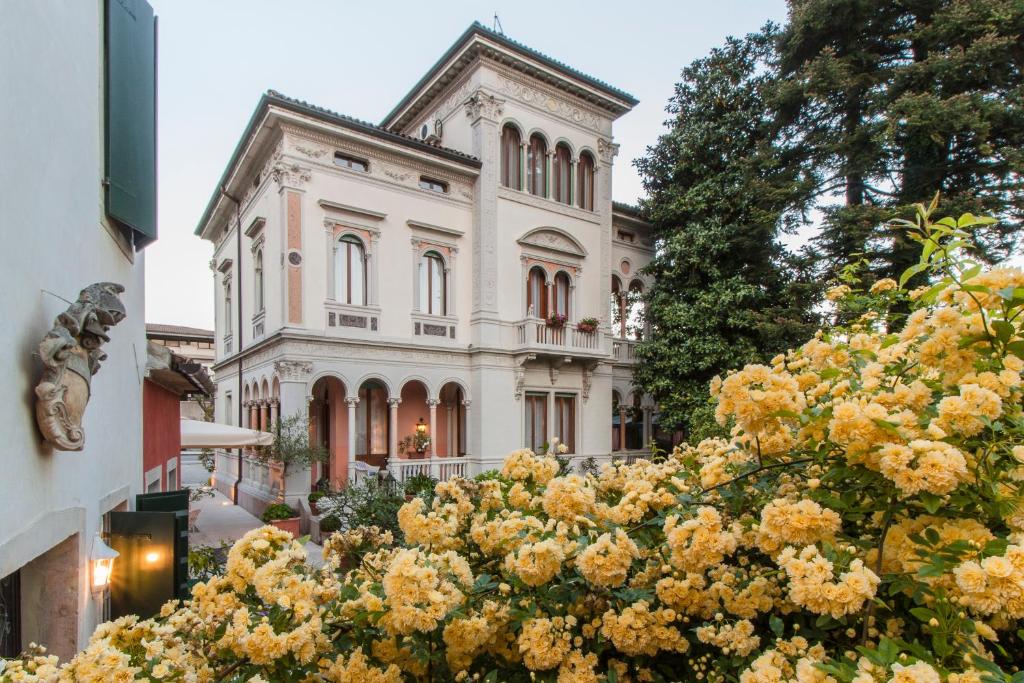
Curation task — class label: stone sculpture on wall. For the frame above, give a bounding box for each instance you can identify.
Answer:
[35,282,127,450]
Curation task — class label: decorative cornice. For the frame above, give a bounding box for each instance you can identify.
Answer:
[517,227,588,258]
[406,219,464,238]
[495,70,605,133]
[319,199,387,221]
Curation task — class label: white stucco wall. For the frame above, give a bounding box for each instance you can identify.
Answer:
[0,0,146,656]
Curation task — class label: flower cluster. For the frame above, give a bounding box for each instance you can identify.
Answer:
[5,208,1024,683]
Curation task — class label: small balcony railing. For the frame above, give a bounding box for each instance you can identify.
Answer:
[611,338,639,364]
[514,317,603,355]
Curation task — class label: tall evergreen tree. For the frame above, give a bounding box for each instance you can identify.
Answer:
[633,29,818,439]
[778,0,1024,284]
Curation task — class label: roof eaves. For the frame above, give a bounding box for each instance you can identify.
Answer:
[382,21,639,129]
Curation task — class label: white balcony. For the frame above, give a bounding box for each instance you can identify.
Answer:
[611,338,639,364]
[512,317,606,359]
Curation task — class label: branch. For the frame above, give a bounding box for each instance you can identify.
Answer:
[700,457,814,496]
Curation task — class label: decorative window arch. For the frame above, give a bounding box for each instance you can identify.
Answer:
[527,134,547,197]
[577,151,595,211]
[419,250,447,316]
[553,270,571,318]
[254,249,264,312]
[553,143,572,204]
[501,124,522,190]
[335,234,366,305]
[527,266,548,318]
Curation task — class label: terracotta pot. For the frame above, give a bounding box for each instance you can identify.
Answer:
[270,516,301,536]
[308,499,321,516]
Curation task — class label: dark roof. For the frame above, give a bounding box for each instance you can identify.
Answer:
[195,90,481,237]
[146,323,215,341]
[146,342,215,396]
[382,21,639,130]
[612,201,645,218]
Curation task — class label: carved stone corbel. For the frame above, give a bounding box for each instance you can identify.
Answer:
[549,356,572,385]
[513,353,536,400]
[581,360,601,403]
[35,282,127,451]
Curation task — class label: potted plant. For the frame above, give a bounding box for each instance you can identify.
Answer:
[545,313,568,329]
[315,514,342,545]
[403,473,437,501]
[576,316,599,334]
[308,491,325,516]
[398,432,431,459]
[250,412,329,490]
[261,503,300,535]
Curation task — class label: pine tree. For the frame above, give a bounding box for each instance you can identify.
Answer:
[632,29,818,439]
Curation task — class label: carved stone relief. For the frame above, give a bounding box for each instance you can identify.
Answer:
[35,283,127,451]
[464,90,505,123]
[496,75,602,131]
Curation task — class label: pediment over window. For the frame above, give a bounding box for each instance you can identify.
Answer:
[517,227,587,258]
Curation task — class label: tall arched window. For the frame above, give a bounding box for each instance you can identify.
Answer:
[254,250,264,312]
[611,276,624,338]
[577,151,595,210]
[527,134,547,197]
[527,266,548,318]
[335,235,366,305]
[224,280,232,334]
[419,250,446,315]
[553,143,572,204]
[501,124,522,190]
[628,280,645,340]
[553,271,571,318]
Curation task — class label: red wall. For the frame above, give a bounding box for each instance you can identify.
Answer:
[143,379,181,491]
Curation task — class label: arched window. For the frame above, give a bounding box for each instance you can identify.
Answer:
[553,143,572,204]
[553,271,571,318]
[501,124,522,190]
[335,235,366,305]
[610,276,624,338]
[527,134,547,197]
[419,250,446,315]
[527,266,548,318]
[224,280,232,334]
[577,151,595,210]
[628,280,645,340]
[254,250,264,312]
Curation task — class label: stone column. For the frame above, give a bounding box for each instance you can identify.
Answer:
[428,399,440,478]
[273,360,314,503]
[618,407,627,451]
[461,400,471,458]
[597,138,618,339]
[387,398,401,477]
[269,398,279,431]
[345,396,359,480]
[259,400,269,432]
[248,401,258,430]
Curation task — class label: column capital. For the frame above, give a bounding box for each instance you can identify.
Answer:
[387,398,402,407]
[464,89,504,123]
[426,398,441,407]
[345,396,360,408]
[461,399,472,408]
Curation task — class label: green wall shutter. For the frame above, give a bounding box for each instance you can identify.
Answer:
[105,0,157,247]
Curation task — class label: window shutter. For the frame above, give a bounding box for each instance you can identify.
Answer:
[105,0,157,247]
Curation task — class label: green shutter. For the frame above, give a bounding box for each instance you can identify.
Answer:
[105,0,157,247]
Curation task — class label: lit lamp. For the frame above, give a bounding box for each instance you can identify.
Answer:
[90,533,119,595]
[416,418,427,436]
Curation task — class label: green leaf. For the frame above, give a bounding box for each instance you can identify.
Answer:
[920,493,942,514]
[899,262,929,287]
[924,527,941,545]
[1009,341,1024,360]
[910,607,937,623]
[991,321,1015,343]
[770,615,784,637]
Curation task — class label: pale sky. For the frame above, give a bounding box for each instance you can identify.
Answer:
[145,0,789,329]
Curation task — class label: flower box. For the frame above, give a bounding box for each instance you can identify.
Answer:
[269,516,300,536]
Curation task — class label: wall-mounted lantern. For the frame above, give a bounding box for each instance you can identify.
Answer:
[90,533,119,595]
[416,418,427,436]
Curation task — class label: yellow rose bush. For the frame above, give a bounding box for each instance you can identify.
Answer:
[4,203,1024,682]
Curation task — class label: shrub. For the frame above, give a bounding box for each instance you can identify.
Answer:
[260,502,297,523]
[403,473,437,499]
[5,205,1024,682]
[317,477,404,540]
[318,515,342,534]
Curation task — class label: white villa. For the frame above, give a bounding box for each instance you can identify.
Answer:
[197,22,656,515]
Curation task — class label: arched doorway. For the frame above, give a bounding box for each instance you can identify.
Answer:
[355,379,390,469]
[309,376,347,488]
[437,382,467,458]
[397,379,431,459]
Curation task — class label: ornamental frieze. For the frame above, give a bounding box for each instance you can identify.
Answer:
[495,73,603,131]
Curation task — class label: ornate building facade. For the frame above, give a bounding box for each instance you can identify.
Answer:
[196,22,655,515]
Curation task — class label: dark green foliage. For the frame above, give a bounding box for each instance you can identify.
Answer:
[318,515,342,534]
[403,473,438,499]
[633,27,819,437]
[317,478,405,540]
[778,0,1024,284]
[261,503,297,522]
